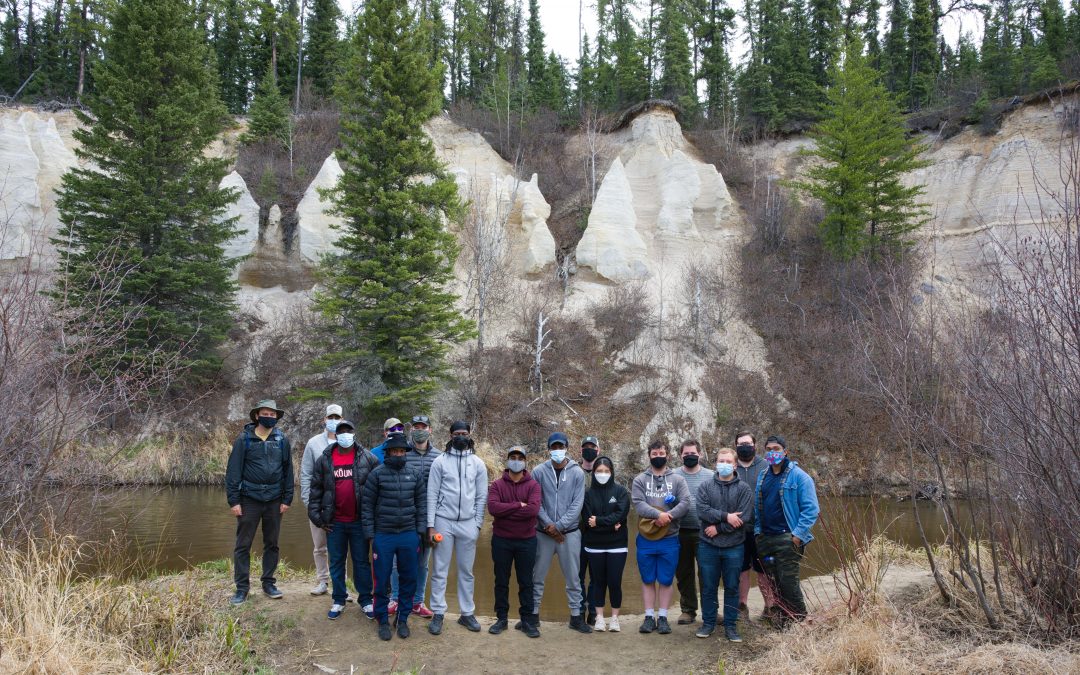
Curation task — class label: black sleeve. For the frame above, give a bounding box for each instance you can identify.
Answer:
[361,469,378,539]
[225,434,246,506]
[415,471,427,535]
[281,437,295,505]
[307,457,325,527]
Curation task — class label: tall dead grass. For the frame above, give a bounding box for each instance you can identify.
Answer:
[0,535,251,673]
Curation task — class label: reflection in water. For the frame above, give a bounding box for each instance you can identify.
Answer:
[66,486,957,621]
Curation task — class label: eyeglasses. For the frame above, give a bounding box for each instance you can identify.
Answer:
[411,415,430,425]
[388,425,405,433]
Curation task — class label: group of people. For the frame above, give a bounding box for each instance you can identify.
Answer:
[225,399,820,643]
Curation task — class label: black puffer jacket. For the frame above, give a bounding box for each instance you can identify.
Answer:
[361,462,427,538]
[405,444,442,480]
[226,423,294,505]
[307,444,380,528]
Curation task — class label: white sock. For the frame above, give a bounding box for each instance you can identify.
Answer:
[658,608,668,618]
[645,609,655,618]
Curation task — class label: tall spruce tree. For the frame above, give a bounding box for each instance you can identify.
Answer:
[54,0,239,383]
[304,0,343,97]
[656,0,697,113]
[795,40,929,260]
[214,0,252,113]
[907,0,938,108]
[525,0,545,88]
[242,64,290,144]
[315,0,474,421]
[882,0,910,94]
[698,0,736,120]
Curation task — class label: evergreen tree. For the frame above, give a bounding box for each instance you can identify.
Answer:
[609,0,649,105]
[54,0,239,383]
[277,0,301,101]
[1038,0,1067,65]
[907,0,938,108]
[809,0,841,87]
[795,40,929,260]
[882,0,909,94]
[864,0,882,63]
[316,0,474,420]
[215,0,252,113]
[525,0,545,88]
[537,49,571,113]
[304,0,343,97]
[697,0,736,120]
[242,64,290,144]
[981,5,1017,96]
[656,0,696,113]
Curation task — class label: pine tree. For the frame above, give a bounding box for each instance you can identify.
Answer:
[54,0,239,383]
[882,0,910,94]
[525,0,545,88]
[697,0,736,120]
[865,0,882,63]
[656,0,697,114]
[907,0,938,108]
[1038,0,1067,62]
[277,0,302,101]
[981,5,1016,97]
[242,64,290,144]
[609,0,649,105]
[304,0,343,97]
[809,0,841,87]
[316,0,474,421]
[215,0,252,113]
[795,40,929,260]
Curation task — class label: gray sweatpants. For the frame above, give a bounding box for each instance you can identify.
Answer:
[532,529,583,616]
[429,515,479,615]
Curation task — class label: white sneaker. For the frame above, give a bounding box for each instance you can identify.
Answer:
[310,581,328,596]
[593,616,607,632]
[608,617,621,632]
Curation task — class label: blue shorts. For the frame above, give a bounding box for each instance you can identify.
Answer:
[636,534,680,585]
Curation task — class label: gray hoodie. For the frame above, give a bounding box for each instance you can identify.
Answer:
[300,431,334,506]
[696,473,754,548]
[426,446,488,529]
[532,458,586,534]
[631,468,691,538]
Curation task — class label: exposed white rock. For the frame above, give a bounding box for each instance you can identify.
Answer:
[577,157,650,281]
[264,204,286,258]
[656,150,703,236]
[297,154,344,262]
[220,171,259,262]
[513,174,557,273]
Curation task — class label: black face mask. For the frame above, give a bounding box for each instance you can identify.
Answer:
[581,447,598,462]
[385,455,406,470]
[451,436,470,451]
[736,444,756,460]
[682,455,699,468]
[650,456,668,469]
[257,416,278,429]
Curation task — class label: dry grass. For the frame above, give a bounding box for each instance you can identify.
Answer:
[0,535,255,673]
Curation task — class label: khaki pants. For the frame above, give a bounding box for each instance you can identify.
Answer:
[309,518,330,583]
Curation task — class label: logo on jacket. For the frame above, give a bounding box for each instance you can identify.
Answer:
[608,496,617,503]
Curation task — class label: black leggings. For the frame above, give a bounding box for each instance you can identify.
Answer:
[587,550,627,609]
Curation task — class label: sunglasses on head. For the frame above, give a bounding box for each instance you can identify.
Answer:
[411,415,430,425]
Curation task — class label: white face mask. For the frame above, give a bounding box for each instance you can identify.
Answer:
[549,449,566,463]
[325,419,339,433]
[336,433,355,448]
[594,472,611,484]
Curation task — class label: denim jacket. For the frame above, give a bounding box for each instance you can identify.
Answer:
[753,459,819,544]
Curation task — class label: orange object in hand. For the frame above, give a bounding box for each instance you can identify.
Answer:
[433,533,443,543]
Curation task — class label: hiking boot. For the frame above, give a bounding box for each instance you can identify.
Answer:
[639,616,656,633]
[569,615,593,633]
[310,581,328,596]
[677,612,696,625]
[262,584,283,599]
[457,614,482,632]
[607,616,621,632]
[725,626,742,642]
[524,615,541,638]
[488,618,508,634]
[412,603,434,619]
[229,590,247,606]
[396,618,410,639]
[328,603,345,620]
[378,622,392,641]
[429,614,444,635]
[657,617,672,634]
[696,624,715,639]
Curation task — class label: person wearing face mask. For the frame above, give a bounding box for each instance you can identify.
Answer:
[696,447,754,642]
[674,439,714,626]
[387,415,442,619]
[362,433,427,641]
[578,435,600,624]
[631,439,691,634]
[308,420,381,621]
[300,404,343,597]
[580,456,630,633]
[426,420,488,635]
[486,446,542,637]
[732,431,775,621]
[754,434,819,626]
[370,417,406,464]
[226,400,294,605]
[531,431,592,633]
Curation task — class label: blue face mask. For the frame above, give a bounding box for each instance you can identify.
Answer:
[337,433,355,448]
[716,462,735,477]
[550,449,566,463]
[326,419,339,433]
[765,450,786,465]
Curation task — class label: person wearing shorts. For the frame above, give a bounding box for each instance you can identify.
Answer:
[631,440,690,635]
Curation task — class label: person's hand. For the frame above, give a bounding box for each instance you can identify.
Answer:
[588,516,597,528]
[544,523,559,537]
[792,535,803,548]
[705,525,719,538]
[231,504,242,517]
[614,522,621,531]
[726,512,743,528]
[323,524,334,533]
[520,502,528,508]
[280,503,290,514]
[554,532,566,544]
[655,512,672,526]
[427,527,437,545]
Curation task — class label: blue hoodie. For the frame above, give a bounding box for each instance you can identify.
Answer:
[753,459,819,544]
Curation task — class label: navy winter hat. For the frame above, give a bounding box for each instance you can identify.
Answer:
[384,432,410,450]
[547,432,569,448]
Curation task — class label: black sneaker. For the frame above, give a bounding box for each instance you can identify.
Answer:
[514,619,525,631]
[696,624,715,639]
[639,616,656,633]
[429,614,444,635]
[457,614,482,632]
[489,618,508,634]
[229,590,247,605]
[378,622,392,641]
[568,615,593,634]
[725,626,742,642]
[396,619,410,639]
[524,617,541,638]
[657,617,672,634]
[262,584,283,599]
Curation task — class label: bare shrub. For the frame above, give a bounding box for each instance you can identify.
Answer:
[458,176,517,350]
[676,258,736,356]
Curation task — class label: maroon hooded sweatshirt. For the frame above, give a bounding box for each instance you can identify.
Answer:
[487,469,542,539]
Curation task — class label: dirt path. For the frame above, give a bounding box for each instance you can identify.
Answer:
[235,565,934,674]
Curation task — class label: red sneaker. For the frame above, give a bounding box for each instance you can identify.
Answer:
[388,601,398,615]
[413,603,434,619]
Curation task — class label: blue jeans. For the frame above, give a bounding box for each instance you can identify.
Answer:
[327,520,372,607]
[373,531,420,624]
[390,545,431,606]
[698,541,743,629]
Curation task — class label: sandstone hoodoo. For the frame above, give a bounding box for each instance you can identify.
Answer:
[219,170,260,265]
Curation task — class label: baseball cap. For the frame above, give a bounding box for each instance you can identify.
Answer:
[326,404,343,417]
[383,417,404,432]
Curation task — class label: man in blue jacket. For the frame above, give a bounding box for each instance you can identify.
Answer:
[754,434,819,625]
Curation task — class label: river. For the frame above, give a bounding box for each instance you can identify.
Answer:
[61,486,956,620]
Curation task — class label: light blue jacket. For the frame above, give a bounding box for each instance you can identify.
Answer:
[753,459,819,544]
